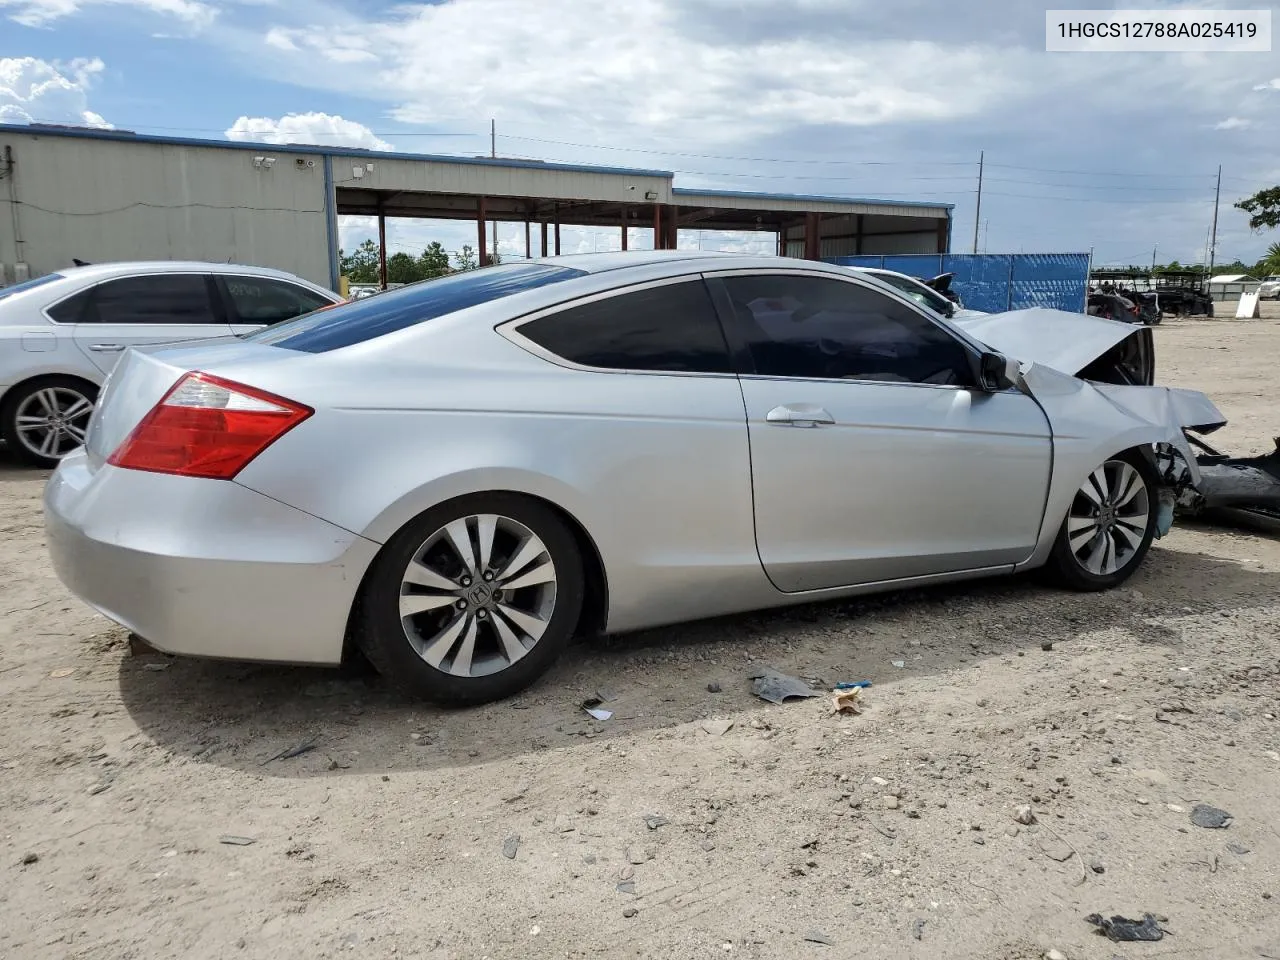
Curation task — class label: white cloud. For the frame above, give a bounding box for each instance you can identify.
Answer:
[1253,78,1280,91]
[225,111,394,151]
[1215,116,1252,130]
[0,56,113,127]
[0,0,215,28]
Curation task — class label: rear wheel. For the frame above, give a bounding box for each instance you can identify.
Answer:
[1044,451,1159,591]
[0,376,98,468]
[356,493,584,706]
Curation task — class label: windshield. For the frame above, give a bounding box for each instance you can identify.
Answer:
[866,271,952,316]
[247,263,588,353]
[0,273,63,301]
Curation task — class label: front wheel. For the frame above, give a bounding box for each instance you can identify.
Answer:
[356,493,585,706]
[1043,451,1159,591]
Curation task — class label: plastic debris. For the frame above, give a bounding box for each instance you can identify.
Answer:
[891,660,906,669]
[218,835,256,846]
[834,680,872,690]
[1085,912,1165,942]
[1190,803,1232,829]
[749,668,820,705]
[581,697,612,721]
[831,686,865,714]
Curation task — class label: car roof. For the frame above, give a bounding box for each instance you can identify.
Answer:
[522,249,775,275]
[41,261,323,285]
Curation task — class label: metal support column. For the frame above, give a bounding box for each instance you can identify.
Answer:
[377,197,388,290]
[525,221,531,260]
[540,221,548,257]
[803,212,821,260]
[477,196,488,267]
[855,214,864,255]
[621,219,628,251]
[553,202,561,255]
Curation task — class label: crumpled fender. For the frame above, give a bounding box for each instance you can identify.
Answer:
[1016,362,1221,566]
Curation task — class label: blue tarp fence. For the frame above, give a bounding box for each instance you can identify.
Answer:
[823,253,1091,314]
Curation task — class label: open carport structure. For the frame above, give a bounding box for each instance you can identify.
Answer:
[0,123,953,292]
[336,172,954,283]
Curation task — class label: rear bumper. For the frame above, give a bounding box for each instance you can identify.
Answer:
[43,450,381,664]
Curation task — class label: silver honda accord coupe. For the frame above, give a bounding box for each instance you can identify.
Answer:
[44,251,1223,705]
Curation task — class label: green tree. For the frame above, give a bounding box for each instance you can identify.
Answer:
[418,242,451,278]
[1257,242,1280,276]
[454,244,478,271]
[339,239,379,283]
[1235,186,1280,231]
[385,251,420,284]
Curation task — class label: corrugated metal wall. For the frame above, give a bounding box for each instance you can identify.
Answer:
[0,133,333,286]
[827,253,1092,313]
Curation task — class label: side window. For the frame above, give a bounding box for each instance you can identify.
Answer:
[223,276,334,326]
[718,274,974,386]
[516,279,733,373]
[84,275,220,325]
[46,288,94,324]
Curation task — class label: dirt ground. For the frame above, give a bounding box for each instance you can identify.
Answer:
[4,307,1280,960]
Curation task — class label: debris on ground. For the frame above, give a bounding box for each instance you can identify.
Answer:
[1189,804,1233,829]
[20,852,38,865]
[642,815,669,830]
[891,660,906,669]
[141,662,170,672]
[260,737,318,765]
[1015,805,1037,825]
[1045,950,1068,960]
[581,697,612,721]
[218,835,256,846]
[701,718,734,737]
[706,682,722,693]
[749,668,819,705]
[1085,912,1165,942]
[502,835,520,859]
[803,929,834,945]
[831,685,865,714]
[623,906,638,918]
[911,918,926,941]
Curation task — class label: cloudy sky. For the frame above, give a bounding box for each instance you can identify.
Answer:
[1,0,1278,266]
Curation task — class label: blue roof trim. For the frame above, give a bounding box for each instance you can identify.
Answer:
[0,123,676,179]
[672,186,955,211]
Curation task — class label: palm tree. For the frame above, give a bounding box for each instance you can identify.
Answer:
[1259,242,1280,277]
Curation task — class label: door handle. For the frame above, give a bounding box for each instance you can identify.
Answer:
[88,343,125,352]
[765,404,835,427]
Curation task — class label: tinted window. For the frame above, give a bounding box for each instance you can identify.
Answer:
[223,276,333,325]
[46,288,94,324]
[518,280,732,373]
[81,274,220,325]
[250,263,587,353]
[0,273,63,301]
[719,274,974,386]
[866,271,953,317]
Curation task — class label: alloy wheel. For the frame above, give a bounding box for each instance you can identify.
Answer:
[1066,459,1151,576]
[14,386,94,460]
[398,514,558,678]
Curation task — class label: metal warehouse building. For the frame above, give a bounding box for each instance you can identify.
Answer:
[0,123,954,292]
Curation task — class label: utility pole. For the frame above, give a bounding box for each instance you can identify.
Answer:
[490,118,496,159]
[1151,243,1158,272]
[1208,164,1221,277]
[972,151,984,255]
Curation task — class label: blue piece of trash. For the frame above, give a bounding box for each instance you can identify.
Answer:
[834,681,872,690]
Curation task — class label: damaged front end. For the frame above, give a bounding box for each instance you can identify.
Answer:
[1177,434,1280,531]
[956,306,1278,538]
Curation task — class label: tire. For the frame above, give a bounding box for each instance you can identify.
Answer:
[1043,450,1159,591]
[356,493,585,706]
[0,376,98,468]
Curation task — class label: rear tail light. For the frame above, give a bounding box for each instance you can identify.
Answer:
[107,372,312,479]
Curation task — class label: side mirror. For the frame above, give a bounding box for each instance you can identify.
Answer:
[978,351,1019,392]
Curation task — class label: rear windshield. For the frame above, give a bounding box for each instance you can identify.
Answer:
[247,263,588,353]
[0,273,63,301]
